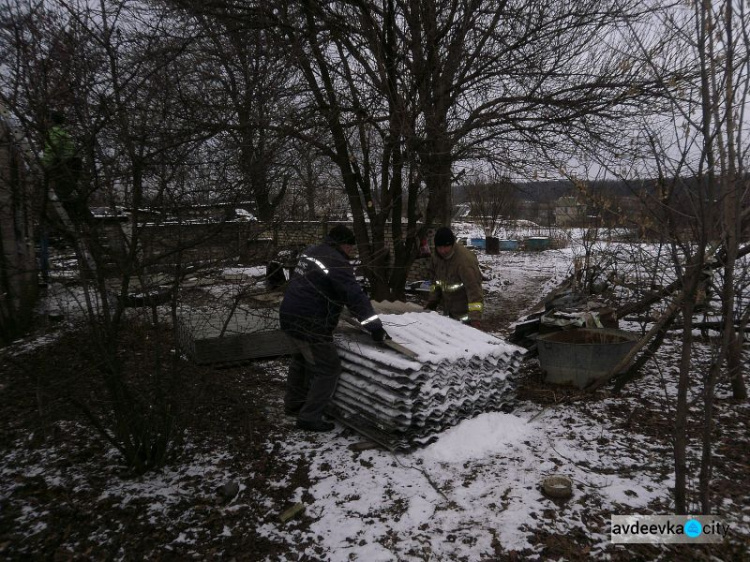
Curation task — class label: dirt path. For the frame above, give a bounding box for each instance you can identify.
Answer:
[483,277,550,336]
[480,252,565,336]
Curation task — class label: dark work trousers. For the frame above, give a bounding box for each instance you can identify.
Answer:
[284,338,342,422]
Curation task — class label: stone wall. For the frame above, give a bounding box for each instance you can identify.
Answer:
[136,219,434,283]
[133,220,332,268]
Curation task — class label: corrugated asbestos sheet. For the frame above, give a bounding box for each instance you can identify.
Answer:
[176,299,423,366]
[329,310,527,450]
[177,306,295,365]
[177,299,526,448]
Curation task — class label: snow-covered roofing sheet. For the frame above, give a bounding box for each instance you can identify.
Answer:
[330,312,527,449]
[338,311,523,364]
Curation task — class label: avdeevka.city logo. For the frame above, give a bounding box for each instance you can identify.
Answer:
[684,518,703,538]
[611,515,729,544]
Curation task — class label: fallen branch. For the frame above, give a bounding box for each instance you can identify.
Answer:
[391,452,453,506]
[616,243,750,319]
[587,294,685,392]
[612,306,680,392]
[219,285,252,338]
[671,320,744,332]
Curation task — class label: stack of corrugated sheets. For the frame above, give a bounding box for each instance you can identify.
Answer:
[329,309,526,450]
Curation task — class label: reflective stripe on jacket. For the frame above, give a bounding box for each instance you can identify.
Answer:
[426,243,483,322]
[279,238,382,342]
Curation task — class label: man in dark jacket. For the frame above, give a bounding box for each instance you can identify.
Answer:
[279,225,389,432]
[425,226,484,329]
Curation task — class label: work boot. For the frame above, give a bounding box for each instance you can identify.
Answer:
[296,419,335,432]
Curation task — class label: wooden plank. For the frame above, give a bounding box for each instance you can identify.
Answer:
[348,440,382,452]
[279,503,306,523]
[383,339,420,359]
[341,314,421,360]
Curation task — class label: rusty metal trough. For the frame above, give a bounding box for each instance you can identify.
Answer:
[536,328,638,388]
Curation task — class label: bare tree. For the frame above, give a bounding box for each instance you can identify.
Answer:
[401,0,661,226]
[463,176,519,239]
[624,0,750,515]
[288,142,345,221]
[168,0,665,299]
[571,0,749,515]
[690,0,749,513]
[0,0,236,473]
[188,13,299,221]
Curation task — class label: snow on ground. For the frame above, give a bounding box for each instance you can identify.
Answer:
[263,373,748,561]
[4,232,750,560]
[258,239,749,560]
[264,402,667,561]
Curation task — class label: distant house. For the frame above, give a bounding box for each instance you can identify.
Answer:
[235,208,257,221]
[0,115,38,344]
[90,206,130,220]
[453,203,471,220]
[555,196,586,226]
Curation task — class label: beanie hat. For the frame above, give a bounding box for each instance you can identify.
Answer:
[434,227,456,247]
[49,111,66,126]
[328,225,356,246]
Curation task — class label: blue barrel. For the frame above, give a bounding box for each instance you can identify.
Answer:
[525,236,550,251]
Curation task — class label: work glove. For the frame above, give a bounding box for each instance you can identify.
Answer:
[371,327,391,343]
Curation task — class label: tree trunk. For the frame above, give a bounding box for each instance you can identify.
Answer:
[727,334,747,399]
[367,218,392,301]
[422,137,453,227]
[674,296,696,515]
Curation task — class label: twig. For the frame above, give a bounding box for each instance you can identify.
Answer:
[219,285,251,338]
[390,452,454,506]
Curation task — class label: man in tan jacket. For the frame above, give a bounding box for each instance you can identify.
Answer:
[425,227,484,329]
